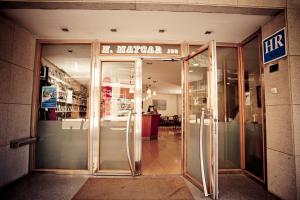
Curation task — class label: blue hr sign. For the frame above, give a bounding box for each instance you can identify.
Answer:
[263,28,287,64]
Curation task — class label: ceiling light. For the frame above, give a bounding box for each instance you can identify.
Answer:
[193,63,199,66]
[205,31,212,35]
[189,70,193,73]
[110,28,117,32]
[159,29,166,33]
[74,62,79,71]
[61,27,69,32]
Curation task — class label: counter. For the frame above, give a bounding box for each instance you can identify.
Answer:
[142,114,161,140]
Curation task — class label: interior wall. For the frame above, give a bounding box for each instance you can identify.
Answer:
[262,9,300,199]
[143,93,180,116]
[0,15,36,187]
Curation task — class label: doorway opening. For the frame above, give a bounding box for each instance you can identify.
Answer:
[141,59,182,176]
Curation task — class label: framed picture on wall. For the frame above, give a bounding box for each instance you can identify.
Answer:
[153,99,167,110]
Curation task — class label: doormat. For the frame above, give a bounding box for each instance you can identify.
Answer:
[72,176,194,200]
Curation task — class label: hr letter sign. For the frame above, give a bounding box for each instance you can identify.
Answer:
[263,27,287,64]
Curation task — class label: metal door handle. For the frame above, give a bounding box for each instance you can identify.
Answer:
[126,110,134,176]
[200,108,208,196]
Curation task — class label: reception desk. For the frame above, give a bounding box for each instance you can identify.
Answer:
[142,114,161,140]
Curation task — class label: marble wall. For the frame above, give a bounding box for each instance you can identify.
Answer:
[0,15,36,187]
[262,8,300,199]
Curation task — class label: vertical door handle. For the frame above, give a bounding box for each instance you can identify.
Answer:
[200,108,208,196]
[126,110,134,176]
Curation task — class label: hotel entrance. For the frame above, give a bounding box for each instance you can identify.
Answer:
[1,3,291,198]
[91,41,219,198]
[32,35,266,200]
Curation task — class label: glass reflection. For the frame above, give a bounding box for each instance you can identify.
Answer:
[217,47,240,169]
[186,50,210,189]
[36,44,91,169]
[99,62,135,171]
[243,36,264,179]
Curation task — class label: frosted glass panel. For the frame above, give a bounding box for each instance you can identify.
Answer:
[243,36,264,179]
[186,49,211,189]
[99,62,135,171]
[36,44,90,169]
[216,47,240,169]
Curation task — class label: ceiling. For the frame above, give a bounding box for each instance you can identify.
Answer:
[2,9,271,43]
[3,9,271,94]
[143,60,181,95]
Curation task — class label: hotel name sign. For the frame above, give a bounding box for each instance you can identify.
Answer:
[100,43,181,55]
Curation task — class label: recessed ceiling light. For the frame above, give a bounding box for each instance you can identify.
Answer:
[205,31,212,35]
[159,29,166,33]
[110,28,117,32]
[61,27,69,32]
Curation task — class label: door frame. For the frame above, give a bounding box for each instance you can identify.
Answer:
[93,56,143,176]
[30,40,93,174]
[239,30,266,183]
[182,41,218,199]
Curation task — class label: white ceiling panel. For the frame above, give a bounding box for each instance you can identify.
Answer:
[2,9,270,43]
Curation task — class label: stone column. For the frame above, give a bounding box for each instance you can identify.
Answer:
[0,15,36,187]
[262,5,300,199]
[287,1,300,199]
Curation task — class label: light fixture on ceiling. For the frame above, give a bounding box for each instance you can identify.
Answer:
[152,80,157,96]
[146,77,152,94]
[147,88,151,94]
[193,63,199,66]
[74,62,79,71]
[61,27,69,32]
[158,29,166,33]
[189,70,193,73]
[129,72,134,93]
[110,28,118,32]
[205,30,212,35]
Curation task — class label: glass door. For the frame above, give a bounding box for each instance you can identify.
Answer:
[183,41,218,199]
[96,58,142,175]
[242,35,265,182]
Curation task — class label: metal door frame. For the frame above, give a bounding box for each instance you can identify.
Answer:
[92,56,142,176]
[182,41,218,199]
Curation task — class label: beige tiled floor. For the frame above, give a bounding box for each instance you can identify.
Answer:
[141,127,182,175]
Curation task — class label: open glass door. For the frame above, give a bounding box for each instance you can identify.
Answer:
[183,41,218,199]
[96,58,142,176]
